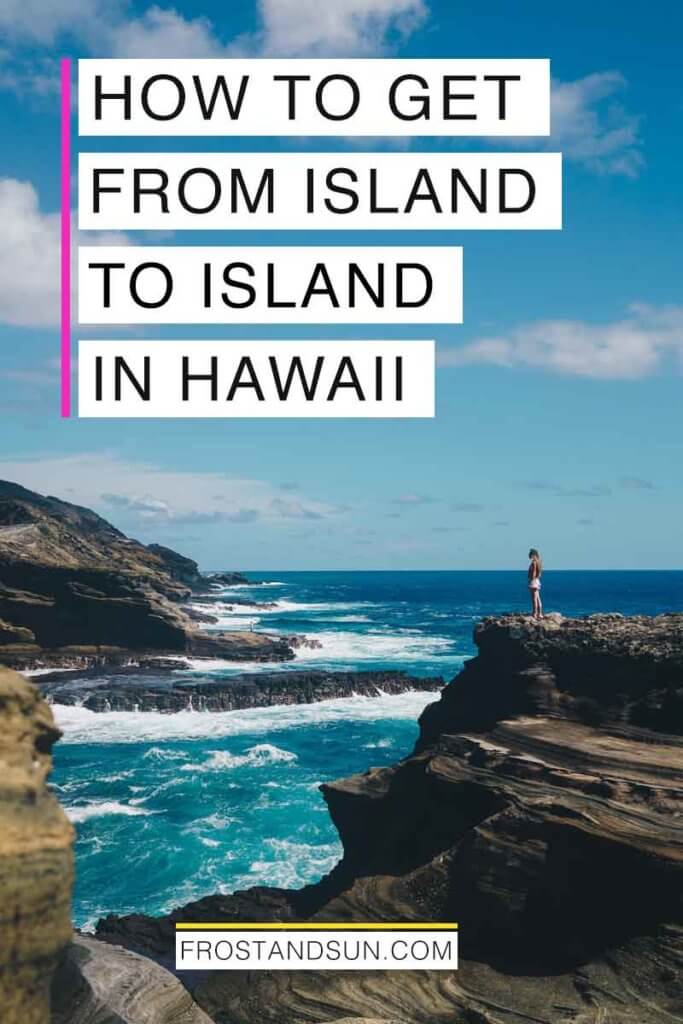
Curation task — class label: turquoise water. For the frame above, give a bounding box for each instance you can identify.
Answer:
[50,570,683,929]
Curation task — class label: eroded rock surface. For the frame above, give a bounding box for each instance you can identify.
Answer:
[0,480,293,669]
[95,614,683,1024]
[38,669,443,713]
[0,666,73,1024]
[51,935,213,1024]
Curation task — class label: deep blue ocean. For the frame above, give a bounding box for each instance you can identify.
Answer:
[49,570,683,929]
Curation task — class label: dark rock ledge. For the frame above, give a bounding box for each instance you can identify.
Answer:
[0,479,294,672]
[58,613,683,1024]
[38,669,444,713]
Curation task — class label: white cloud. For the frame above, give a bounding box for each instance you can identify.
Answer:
[494,72,643,177]
[438,305,683,379]
[0,3,221,87]
[0,453,339,526]
[252,0,427,56]
[0,49,61,96]
[0,0,114,46]
[0,0,427,62]
[0,178,61,327]
[269,497,325,519]
[0,177,128,328]
[108,6,224,58]
[550,72,643,177]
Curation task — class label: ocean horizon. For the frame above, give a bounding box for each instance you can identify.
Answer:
[50,568,683,930]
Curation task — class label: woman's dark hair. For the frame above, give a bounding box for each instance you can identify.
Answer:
[528,548,543,572]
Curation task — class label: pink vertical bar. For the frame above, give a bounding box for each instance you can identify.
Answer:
[60,58,71,417]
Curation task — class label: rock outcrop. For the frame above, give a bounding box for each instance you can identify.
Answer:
[0,666,73,1024]
[0,480,292,669]
[204,572,253,587]
[37,669,444,713]
[51,935,213,1024]
[93,614,683,1024]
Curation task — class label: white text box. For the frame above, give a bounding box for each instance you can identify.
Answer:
[79,152,562,231]
[176,928,458,970]
[78,246,462,325]
[79,59,549,137]
[78,340,435,418]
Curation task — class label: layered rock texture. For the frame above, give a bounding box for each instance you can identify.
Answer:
[38,669,443,713]
[0,480,291,669]
[90,613,683,1024]
[51,935,213,1024]
[0,666,73,1024]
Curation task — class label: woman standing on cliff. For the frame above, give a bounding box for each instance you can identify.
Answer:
[528,549,543,619]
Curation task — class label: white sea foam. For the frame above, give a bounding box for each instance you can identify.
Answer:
[169,629,462,677]
[24,665,80,677]
[190,598,378,624]
[289,628,458,664]
[182,814,241,841]
[172,656,290,675]
[206,581,287,600]
[236,837,341,891]
[142,746,189,761]
[65,801,158,823]
[97,771,134,783]
[181,743,297,773]
[269,599,377,613]
[205,614,265,629]
[129,778,184,804]
[196,813,241,829]
[52,689,440,745]
[213,581,285,590]
[322,615,372,623]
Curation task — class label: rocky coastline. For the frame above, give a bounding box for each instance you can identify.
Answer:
[0,480,294,672]
[2,606,679,1015]
[65,612,682,1024]
[37,668,444,713]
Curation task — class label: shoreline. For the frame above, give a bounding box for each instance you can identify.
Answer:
[38,667,445,714]
[82,613,683,1024]
[0,628,308,675]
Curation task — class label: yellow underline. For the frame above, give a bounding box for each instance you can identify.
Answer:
[176,923,458,931]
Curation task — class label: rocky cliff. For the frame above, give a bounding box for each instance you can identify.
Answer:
[0,666,73,1024]
[88,613,683,1024]
[0,480,291,669]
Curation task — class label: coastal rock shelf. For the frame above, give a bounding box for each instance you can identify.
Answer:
[38,669,444,713]
[85,614,682,1024]
[0,480,292,671]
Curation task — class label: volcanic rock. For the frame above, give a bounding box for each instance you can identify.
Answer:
[51,934,212,1024]
[38,669,444,713]
[0,480,293,669]
[94,613,683,1024]
[205,572,252,586]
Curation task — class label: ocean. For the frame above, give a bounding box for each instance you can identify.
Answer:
[50,569,683,930]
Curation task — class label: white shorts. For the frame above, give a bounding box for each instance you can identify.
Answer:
[529,579,541,591]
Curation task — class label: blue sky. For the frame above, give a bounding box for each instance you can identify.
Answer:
[0,0,681,570]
